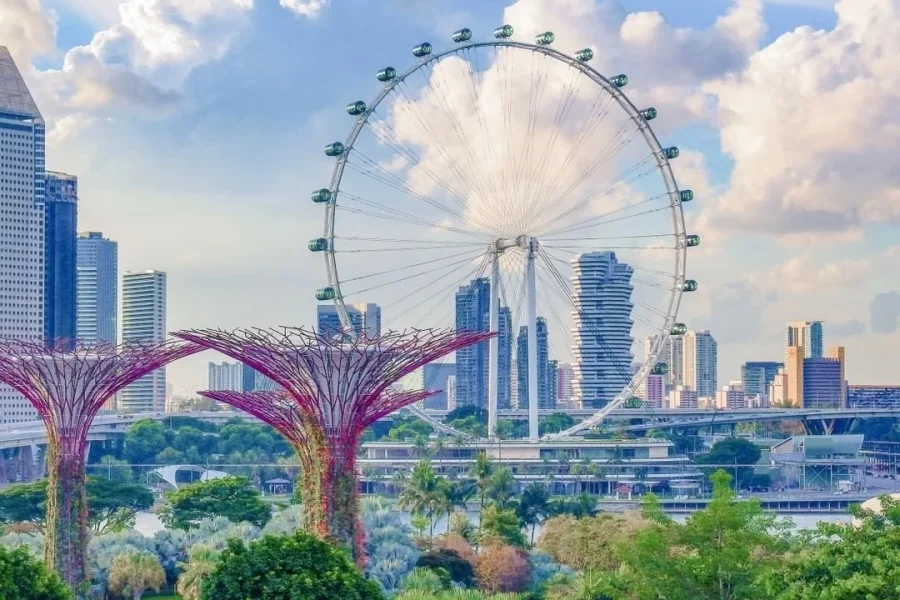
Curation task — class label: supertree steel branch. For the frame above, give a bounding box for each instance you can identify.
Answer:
[175,327,494,560]
[0,338,202,589]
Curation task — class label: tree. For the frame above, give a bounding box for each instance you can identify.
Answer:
[0,481,45,530]
[398,461,444,541]
[124,420,168,465]
[475,542,531,594]
[176,545,219,600]
[0,545,71,600]
[538,512,651,573]
[614,471,786,600]
[200,532,384,600]
[480,505,527,548]
[96,455,133,482]
[107,551,166,600]
[439,479,475,526]
[540,413,576,435]
[87,478,153,534]
[416,549,475,587]
[469,452,494,521]
[516,483,551,545]
[159,476,271,529]
[486,468,516,510]
[765,495,900,599]
[695,438,762,490]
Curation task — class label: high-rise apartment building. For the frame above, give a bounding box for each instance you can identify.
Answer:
[785,321,823,360]
[639,373,666,409]
[785,345,804,407]
[668,385,698,409]
[645,333,684,388]
[119,271,167,412]
[682,330,718,399]
[454,278,490,408]
[571,252,634,408]
[497,305,512,410]
[0,48,45,424]
[208,361,242,391]
[76,232,118,344]
[741,361,783,400]
[43,172,77,346]
[515,318,552,409]
[241,363,276,393]
[715,381,746,409]
[404,363,457,410]
[556,362,574,406]
[317,302,381,338]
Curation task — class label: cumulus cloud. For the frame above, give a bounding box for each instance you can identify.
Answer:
[0,0,57,63]
[870,291,900,334]
[762,255,872,294]
[280,0,328,18]
[698,0,900,238]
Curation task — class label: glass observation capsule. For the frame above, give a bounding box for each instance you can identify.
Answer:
[610,74,628,87]
[671,322,687,336]
[412,42,433,57]
[624,396,643,408]
[376,67,397,82]
[315,287,336,301]
[686,234,701,247]
[652,362,669,375]
[452,28,473,43]
[680,189,694,202]
[682,280,699,292]
[535,31,555,45]
[575,48,594,62]
[639,107,658,121]
[494,24,514,38]
[308,238,328,252]
[346,101,367,116]
[663,146,679,159]
[324,142,345,157]
[311,188,332,203]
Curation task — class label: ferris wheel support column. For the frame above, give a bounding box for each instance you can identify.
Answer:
[526,237,539,442]
[487,251,500,438]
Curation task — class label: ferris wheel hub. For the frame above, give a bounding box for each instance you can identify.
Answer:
[490,235,539,254]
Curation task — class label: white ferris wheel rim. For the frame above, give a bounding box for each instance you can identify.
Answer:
[320,37,688,440]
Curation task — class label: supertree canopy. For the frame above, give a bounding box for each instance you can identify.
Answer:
[0,339,201,588]
[176,327,494,560]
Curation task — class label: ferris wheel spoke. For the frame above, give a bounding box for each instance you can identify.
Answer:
[339,247,486,284]
[337,193,490,240]
[540,203,672,240]
[341,250,485,298]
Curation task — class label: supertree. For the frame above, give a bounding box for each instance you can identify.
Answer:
[0,338,202,588]
[175,327,494,560]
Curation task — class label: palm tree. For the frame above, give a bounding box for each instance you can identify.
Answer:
[517,482,551,545]
[440,479,476,525]
[486,467,516,510]
[398,460,444,541]
[108,551,166,600]
[410,434,431,459]
[176,545,218,600]
[432,434,446,468]
[469,451,494,521]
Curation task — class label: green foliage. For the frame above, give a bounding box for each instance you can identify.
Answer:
[480,506,526,548]
[470,452,494,518]
[0,481,45,529]
[539,413,576,436]
[387,416,434,441]
[176,545,219,600]
[125,420,169,465]
[417,549,475,587]
[201,532,384,600]
[516,484,551,545]
[444,406,487,424]
[398,461,444,540]
[401,567,446,594]
[0,544,71,600]
[695,438,762,489]
[108,551,166,600]
[538,512,651,573]
[486,468,516,510]
[159,476,271,530]
[765,495,900,599]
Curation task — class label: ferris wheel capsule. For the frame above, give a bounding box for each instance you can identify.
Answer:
[412,43,433,57]
[686,235,700,247]
[346,101,367,116]
[610,74,629,87]
[324,142,345,157]
[682,280,698,292]
[652,362,669,375]
[680,190,694,202]
[308,238,329,252]
[452,28,473,43]
[535,32,555,45]
[663,146,680,159]
[639,107,658,121]
[671,323,687,335]
[376,67,397,82]
[311,189,332,203]
[493,25,513,38]
[575,48,594,62]
[315,287,336,301]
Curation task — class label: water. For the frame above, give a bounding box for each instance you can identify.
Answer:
[131,509,850,539]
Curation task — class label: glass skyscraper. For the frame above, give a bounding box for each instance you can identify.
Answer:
[516,317,552,409]
[119,271,167,412]
[0,47,45,423]
[317,303,381,338]
[454,278,490,408]
[497,305,512,410]
[76,232,118,344]
[44,172,77,347]
[741,361,783,398]
[571,252,634,409]
[683,330,718,398]
[785,321,823,359]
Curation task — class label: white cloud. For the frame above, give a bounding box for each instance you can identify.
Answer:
[698,0,900,238]
[280,0,328,18]
[0,0,57,63]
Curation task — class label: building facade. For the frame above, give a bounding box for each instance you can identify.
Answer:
[803,352,845,409]
[119,271,167,412]
[848,385,900,408]
[515,317,552,410]
[639,372,666,409]
[316,302,381,338]
[715,381,746,409]
[0,48,46,424]
[785,321,823,360]
[555,362,574,407]
[741,361,783,400]
[208,361,243,391]
[43,171,77,347]
[668,385,699,409]
[454,278,490,408]
[571,252,634,408]
[496,305,512,410]
[76,232,118,344]
[682,330,717,399]
[409,363,457,410]
[241,363,276,393]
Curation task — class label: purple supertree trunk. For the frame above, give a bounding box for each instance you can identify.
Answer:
[0,339,201,589]
[178,327,494,563]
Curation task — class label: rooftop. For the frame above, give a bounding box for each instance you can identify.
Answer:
[0,47,42,120]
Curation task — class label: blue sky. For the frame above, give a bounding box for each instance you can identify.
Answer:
[5,0,899,395]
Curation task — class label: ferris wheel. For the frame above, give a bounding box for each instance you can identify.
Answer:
[310,25,698,440]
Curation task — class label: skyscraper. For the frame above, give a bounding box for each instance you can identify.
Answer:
[317,303,381,338]
[785,321,823,360]
[119,271,167,412]
[683,330,718,398]
[571,252,634,409]
[785,346,804,407]
[208,362,243,391]
[43,172,77,347]
[454,278,490,408]
[644,333,683,388]
[406,363,457,410]
[241,363,276,392]
[556,363,574,406]
[741,361,783,400]
[639,373,666,408]
[0,48,45,424]
[76,232,118,344]
[497,305,512,410]
[516,318,552,409]
[803,352,844,409]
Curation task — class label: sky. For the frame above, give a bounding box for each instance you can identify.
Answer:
[3,0,899,396]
